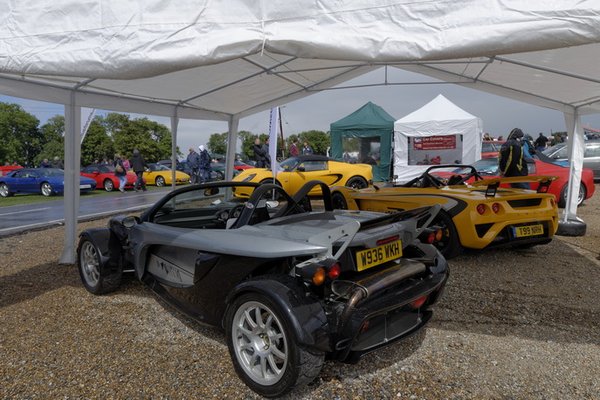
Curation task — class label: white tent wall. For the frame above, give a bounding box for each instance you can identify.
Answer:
[393,95,483,182]
[1,0,600,261]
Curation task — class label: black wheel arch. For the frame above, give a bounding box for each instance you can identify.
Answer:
[224,276,331,353]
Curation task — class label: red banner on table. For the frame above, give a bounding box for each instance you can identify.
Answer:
[413,135,456,150]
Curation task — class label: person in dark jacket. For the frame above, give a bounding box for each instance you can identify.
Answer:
[253,138,267,168]
[130,148,148,191]
[499,128,529,189]
[186,147,201,184]
[113,153,127,192]
[198,145,212,183]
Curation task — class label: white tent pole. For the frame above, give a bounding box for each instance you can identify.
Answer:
[225,115,239,180]
[170,110,179,189]
[562,109,584,222]
[59,91,82,265]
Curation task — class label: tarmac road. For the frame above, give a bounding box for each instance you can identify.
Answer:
[0,187,172,237]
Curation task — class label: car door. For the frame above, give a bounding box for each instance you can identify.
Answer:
[17,170,39,193]
[286,160,333,194]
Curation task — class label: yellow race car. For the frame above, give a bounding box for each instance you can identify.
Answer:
[143,163,190,186]
[233,155,373,197]
[330,165,559,258]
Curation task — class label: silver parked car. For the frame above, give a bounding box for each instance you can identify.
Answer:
[543,140,600,181]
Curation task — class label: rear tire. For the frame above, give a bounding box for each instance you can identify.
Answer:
[431,211,462,259]
[40,182,53,196]
[558,183,586,208]
[103,179,114,191]
[155,176,166,186]
[225,291,324,398]
[77,238,122,295]
[331,191,348,209]
[345,176,368,189]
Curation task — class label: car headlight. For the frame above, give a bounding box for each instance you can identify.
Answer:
[242,173,256,182]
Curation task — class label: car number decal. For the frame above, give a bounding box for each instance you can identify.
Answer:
[512,224,544,238]
[356,240,402,271]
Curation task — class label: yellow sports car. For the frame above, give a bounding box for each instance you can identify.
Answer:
[232,155,373,197]
[143,163,190,186]
[330,165,559,258]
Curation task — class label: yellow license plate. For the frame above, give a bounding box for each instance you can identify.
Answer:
[356,240,402,272]
[513,224,544,238]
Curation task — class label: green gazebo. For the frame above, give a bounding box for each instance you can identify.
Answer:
[330,101,395,182]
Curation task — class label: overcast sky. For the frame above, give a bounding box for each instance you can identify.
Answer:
[2,68,600,156]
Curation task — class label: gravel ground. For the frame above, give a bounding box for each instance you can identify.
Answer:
[1,185,599,399]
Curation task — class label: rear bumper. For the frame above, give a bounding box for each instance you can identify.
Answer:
[330,255,448,362]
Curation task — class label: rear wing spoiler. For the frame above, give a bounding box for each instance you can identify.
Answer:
[469,175,557,197]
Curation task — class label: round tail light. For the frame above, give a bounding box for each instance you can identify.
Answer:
[492,203,500,213]
[476,204,486,215]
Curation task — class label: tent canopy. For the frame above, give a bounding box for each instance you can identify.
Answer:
[393,94,483,181]
[1,0,599,262]
[330,102,395,182]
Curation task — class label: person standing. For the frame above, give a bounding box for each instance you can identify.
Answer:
[288,139,299,157]
[534,132,549,153]
[187,147,201,184]
[131,148,148,191]
[499,128,529,189]
[253,138,266,168]
[198,145,212,183]
[113,153,127,193]
[302,141,313,155]
[262,138,271,169]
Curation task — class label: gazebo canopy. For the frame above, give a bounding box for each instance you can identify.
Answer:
[1,0,599,261]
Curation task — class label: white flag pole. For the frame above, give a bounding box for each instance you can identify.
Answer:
[268,107,279,184]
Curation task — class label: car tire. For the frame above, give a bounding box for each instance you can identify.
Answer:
[103,179,114,191]
[432,211,462,259]
[225,291,324,398]
[331,191,348,209]
[558,183,586,208]
[0,183,12,197]
[155,176,166,186]
[345,176,368,189]
[215,171,225,181]
[40,182,53,196]
[77,238,122,295]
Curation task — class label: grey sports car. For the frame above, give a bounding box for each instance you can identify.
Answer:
[77,180,448,397]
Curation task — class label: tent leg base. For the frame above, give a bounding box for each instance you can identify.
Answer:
[556,217,586,237]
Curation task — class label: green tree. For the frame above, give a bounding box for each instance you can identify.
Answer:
[207,132,228,156]
[36,115,65,166]
[100,113,176,162]
[298,130,330,155]
[81,117,113,165]
[0,102,41,166]
[239,130,258,162]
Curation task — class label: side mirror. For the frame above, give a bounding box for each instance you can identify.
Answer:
[122,215,140,228]
[296,166,305,172]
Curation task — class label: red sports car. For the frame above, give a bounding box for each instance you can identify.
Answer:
[466,156,595,207]
[80,164,139,191]
[0,165,23,176]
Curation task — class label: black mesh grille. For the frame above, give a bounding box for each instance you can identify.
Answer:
[475,223,494,238]
[507,198,542,208]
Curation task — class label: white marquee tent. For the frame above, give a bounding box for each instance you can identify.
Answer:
[393,94,483,182]
[1,0,599,262]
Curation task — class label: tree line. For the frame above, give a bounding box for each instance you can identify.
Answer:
[0,102,331,167]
